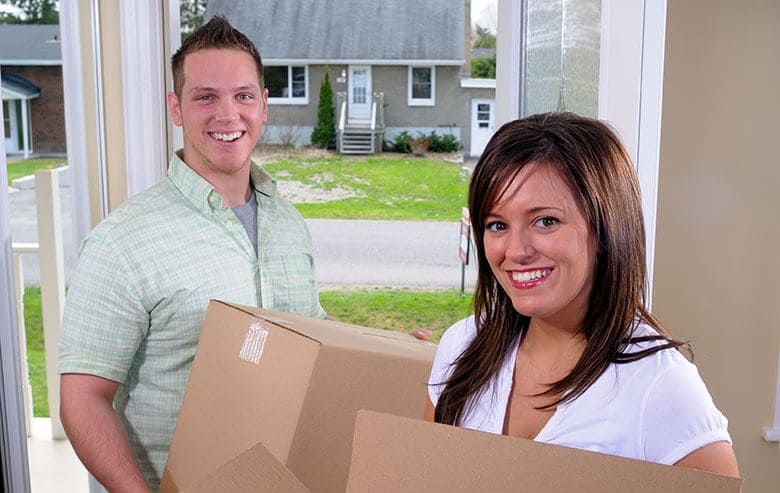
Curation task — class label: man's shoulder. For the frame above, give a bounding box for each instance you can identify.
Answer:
[89,179,185,237]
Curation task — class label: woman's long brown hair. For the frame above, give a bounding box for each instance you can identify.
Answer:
[434,112,688,426]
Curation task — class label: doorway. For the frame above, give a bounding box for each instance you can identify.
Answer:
[470,99,495,157]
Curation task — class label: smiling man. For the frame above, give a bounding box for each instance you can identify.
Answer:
[58,17,326,492]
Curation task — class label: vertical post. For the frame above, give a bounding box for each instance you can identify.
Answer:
[34,169,67,439]
[12,246,38,437]
[21,100,31,159]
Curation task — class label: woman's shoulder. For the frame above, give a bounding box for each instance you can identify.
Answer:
[438,314,478,352]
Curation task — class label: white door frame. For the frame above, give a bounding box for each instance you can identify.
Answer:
[347,65,372,122]
[470,98,496,157]
[3,99,19,153]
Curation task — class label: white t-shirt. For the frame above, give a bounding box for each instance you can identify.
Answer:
[428,315,732,465]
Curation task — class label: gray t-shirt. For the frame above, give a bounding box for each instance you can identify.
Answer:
[232,192,258,254]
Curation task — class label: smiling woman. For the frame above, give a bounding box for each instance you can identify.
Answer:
[425,112,740,478]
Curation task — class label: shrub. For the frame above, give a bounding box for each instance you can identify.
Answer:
[311,67,336,149]
[425,131,462,153]
[389,130,413,153]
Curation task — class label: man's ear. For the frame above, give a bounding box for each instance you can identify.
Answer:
[167,91,183,127]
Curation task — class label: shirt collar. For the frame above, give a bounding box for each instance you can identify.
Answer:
[168,150,275,214]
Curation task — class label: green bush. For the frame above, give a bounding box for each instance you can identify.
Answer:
[388,130,461,154]
[425,131,462,153]
[389,130,413,153]
[311,67,336,149]
[471,55,496,79]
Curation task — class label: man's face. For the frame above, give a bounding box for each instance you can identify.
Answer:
[167,48,268,181]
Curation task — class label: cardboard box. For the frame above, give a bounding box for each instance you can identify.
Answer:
[161,300,436,492]
[346,410,743,492]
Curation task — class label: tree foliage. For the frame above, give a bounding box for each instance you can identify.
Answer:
[0,0,58,24]
[471,55,496,79]
[473,24,496,49]
[311,67,336,149]
[180,0,207,41]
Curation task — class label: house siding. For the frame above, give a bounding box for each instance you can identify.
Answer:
[264,64,493,155]
[3,65,66,155]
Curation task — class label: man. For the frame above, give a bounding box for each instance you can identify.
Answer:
[59,16,325,491]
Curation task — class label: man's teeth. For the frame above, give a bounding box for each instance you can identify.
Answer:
[213,131,242,141]
[512,269,550,283]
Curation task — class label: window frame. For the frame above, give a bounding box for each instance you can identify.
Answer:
[266,65,309,105]
[407,65,435,106]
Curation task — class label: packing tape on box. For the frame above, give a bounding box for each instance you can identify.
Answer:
[238,319,270,364]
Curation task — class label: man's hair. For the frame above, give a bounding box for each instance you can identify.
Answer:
[171,15,263,97]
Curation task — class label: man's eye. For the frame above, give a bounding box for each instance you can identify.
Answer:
[238,94,254,101]
[536,217,559,228]
[196,95,213,101]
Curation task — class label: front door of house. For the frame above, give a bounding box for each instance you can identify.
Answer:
[348,65,372,123]
[3,100,18,153]
[470,99,495,157]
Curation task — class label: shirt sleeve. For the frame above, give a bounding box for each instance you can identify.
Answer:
[640,356,732,465]
[58,232,148,383]
[428,316,474,407]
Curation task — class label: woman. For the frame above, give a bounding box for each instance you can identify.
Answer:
[425,112,739,476]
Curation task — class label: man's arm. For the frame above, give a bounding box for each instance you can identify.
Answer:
[60,373,151,493]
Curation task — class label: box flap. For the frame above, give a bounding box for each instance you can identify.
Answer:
[164,301,321,489]
[346,410,743,493]
[220,302,435,361]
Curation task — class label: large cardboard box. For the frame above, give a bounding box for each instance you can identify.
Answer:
[161,300,436,492]
[346,410,743,492]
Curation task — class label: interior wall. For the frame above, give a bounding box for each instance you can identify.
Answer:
[654,1,780,490]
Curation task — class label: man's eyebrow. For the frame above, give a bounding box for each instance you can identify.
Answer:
[188,84,260,94]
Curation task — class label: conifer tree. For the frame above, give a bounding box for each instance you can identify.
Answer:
[311,67,336,149]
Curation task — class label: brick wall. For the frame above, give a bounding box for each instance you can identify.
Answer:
[4,65,66,154]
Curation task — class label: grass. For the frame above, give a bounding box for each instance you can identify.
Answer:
[6,158,66,186]
[21,287,49,417]
[264,155,469,221]
[320,288,473,344]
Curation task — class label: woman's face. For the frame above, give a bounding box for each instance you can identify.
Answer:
[483,162,597,330]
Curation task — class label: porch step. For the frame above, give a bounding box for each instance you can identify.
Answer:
[340,127,377,154]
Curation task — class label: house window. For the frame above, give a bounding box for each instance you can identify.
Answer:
[408,66,435,106]
[265,66,308,104]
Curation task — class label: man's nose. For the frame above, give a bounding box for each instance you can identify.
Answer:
[215,99,239,121]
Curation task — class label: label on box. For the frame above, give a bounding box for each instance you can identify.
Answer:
[239,319,269,364]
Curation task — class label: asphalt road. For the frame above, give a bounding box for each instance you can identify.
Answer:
[8,184,477,290]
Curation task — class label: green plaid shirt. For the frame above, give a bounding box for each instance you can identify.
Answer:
[59,152,325,489]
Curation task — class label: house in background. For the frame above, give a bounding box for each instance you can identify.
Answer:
[0,24,65,158]
[205,0,496,156]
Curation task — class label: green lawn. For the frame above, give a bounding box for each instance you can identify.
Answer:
[264,155,469,221]
[6,158,66,186]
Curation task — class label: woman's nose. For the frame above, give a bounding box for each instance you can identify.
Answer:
[506,230,536,262]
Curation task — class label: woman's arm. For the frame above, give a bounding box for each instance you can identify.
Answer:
[424,398,436,422]
[674,441,740,477]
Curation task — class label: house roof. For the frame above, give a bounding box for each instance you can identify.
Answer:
[0,24,61,65]
[1,71,41,100]
[205,0,465,65]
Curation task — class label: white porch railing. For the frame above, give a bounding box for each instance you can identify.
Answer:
[11,168,68,440]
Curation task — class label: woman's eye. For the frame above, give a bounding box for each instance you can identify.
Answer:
[485,221,506,232]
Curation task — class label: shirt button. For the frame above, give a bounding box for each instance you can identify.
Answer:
[209,196,216,204]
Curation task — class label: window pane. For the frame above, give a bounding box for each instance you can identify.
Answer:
[265,66,289,97]
[412,67,432,99]
[523,0,600,117]
[291,66,306,98]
